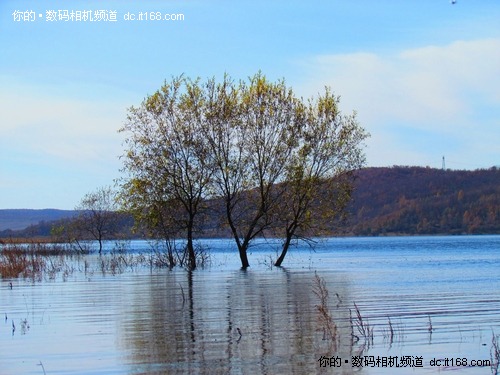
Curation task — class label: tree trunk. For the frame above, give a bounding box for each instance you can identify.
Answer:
[186,211,197,270]
[274,233,292,267]
[166,239,176,268]
[186,222,196,270]
[238,246,250,269]
[238,235,254,269]
[98,234,103,255]
[226,198,251,269]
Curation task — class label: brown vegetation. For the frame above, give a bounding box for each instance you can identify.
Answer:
[350,302,374,345]
[0,240,209,280]
[0,248,45,279]
[312,272,338,349]
[492,333,500,375]
[0,241,84,280]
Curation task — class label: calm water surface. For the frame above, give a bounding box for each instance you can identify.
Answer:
[1,236,499,374]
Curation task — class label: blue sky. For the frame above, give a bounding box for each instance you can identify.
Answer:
[1,0,499,209]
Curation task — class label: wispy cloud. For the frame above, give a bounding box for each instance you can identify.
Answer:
[0,81,128,166]
[296,38,500,168]
[0,79,132,208]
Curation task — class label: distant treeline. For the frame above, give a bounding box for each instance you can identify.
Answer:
[0,214,135,241]
[1,166,499,239]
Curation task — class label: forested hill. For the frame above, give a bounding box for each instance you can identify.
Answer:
[0,209,76,232]
[336,166,500,235]
[1,166,499,237]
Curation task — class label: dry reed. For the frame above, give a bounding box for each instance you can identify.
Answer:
[350,302,374,345]
[312,272,338,349]
[0,241,85,280]
[492,332,500,375]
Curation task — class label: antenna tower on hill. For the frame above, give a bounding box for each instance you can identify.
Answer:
[442,156,446,171]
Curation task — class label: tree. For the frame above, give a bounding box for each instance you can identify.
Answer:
[72,186,119,254]
[118,174,186,267]
[273,90,368,266]
[119,76,213,270]
[203,73,304,268]
[204,75,367,267]
[119,72,368,269]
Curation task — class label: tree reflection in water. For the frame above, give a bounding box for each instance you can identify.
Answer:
[121,269,356,374]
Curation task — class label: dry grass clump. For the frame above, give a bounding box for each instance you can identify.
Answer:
[492,332,500,375]
[1,240,88,256]
[0,241,83,280]
[312,272,375,350]
[98,251,147,275]
[1,238,211,279]
[312,272,338,349]
[0,242,209,280]
[0,248,47,280]
[350,302,374,345]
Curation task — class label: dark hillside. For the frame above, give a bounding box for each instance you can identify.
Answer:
[337,166,500,235]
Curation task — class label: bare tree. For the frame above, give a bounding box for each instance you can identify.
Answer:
[72,186,119,254]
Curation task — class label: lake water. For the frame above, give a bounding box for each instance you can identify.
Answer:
[1,236,499,374]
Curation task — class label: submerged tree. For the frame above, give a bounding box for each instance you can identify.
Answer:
[118,174,186,267]
[119,76,213,270]
[203,76,367,267]
[71,186,119,254]
[273,90,369,266]
[119,73,368,269]
[203,73,304,268]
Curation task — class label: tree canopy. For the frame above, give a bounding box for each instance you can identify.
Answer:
[118,73,369,269]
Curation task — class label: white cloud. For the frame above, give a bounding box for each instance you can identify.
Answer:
[295,38,500,168]
[0,79,133,208]
[0,82,128,167]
